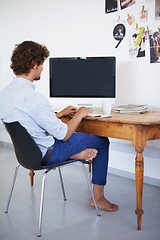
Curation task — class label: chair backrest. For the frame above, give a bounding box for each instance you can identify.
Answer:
[5,122,43,170]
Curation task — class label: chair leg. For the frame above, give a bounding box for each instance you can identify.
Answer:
[89,161,92,172]
[58,167,67,201]
[29,170,35,186]
[5,164,20,213]
[37,171,48,237]
[80,162,101,217]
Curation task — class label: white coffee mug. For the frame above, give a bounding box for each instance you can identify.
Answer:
[102,102,112,114]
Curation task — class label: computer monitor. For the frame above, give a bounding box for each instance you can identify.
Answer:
[49,56,116,109]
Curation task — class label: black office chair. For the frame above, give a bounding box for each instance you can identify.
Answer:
[4,121,100,237]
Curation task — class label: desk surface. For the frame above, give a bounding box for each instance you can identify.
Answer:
[86,111,160,125]
[63,111,160,143]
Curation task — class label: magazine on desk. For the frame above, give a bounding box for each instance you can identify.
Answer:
[114,104,148,114]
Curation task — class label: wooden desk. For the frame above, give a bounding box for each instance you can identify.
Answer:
[62,111,160,230]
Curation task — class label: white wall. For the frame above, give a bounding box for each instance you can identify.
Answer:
[0,0,160,185]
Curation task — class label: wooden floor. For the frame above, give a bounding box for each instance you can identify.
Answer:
[0,145,160,240]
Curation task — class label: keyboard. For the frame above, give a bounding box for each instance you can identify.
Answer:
[87,113,112,118]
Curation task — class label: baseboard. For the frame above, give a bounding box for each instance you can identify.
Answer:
[110,141,160,159]
[108,167,160,187]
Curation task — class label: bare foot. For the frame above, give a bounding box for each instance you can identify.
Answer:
[69,148,98,161]
[90,197,118,212]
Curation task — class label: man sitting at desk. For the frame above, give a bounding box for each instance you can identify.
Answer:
[0,41,118,212]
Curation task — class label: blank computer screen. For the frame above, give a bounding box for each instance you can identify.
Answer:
[49,57,116,98]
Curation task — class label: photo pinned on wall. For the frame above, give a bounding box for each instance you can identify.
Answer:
[129,27,145,58]
[120,0,136,10]
[140,5,148,21]
[113,23,126,48]
[127,13,135,26]
[105,0,118,14]
[149,28,160,63]
[155,0,160,21]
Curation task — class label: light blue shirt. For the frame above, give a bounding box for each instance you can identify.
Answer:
[0,77,68,157]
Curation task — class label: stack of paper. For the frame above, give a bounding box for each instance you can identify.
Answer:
[114,104,148,114]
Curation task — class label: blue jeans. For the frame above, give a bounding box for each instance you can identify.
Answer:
[43,132,109,185]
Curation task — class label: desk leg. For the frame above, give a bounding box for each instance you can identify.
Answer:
[29,170,35,186]
[135,147,144,230]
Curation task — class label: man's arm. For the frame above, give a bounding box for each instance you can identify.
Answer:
[62,107,91,141]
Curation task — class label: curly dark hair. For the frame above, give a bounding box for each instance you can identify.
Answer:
[10,41,50,75]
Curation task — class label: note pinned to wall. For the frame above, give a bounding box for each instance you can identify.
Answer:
[140,5,148,21]
[149,28,160,63]
[105,0,118,14]
[127,13,135,26]
[155,0,160,21]
[120,0,136,10]
[129,27,146,58]
[113,23,126,48]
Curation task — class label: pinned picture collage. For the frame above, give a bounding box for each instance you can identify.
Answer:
[105,0,160,63]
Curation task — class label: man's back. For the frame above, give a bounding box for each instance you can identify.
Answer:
[0,77,67,157]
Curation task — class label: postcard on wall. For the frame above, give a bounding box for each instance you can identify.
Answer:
[129,27,145,58]
[127,13,135,26]
[149,28,160,63]
[120,0,136,10]
[140,5,148,21]
[155,0,160,21]
[113,23,126,48]
[105,0,118,14]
